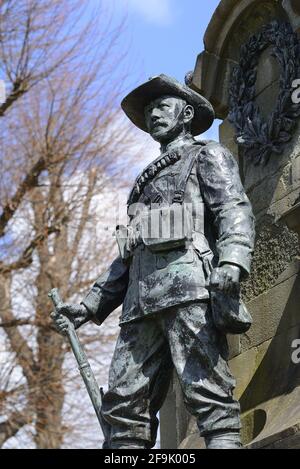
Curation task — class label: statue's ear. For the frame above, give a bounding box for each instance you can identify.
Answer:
[183,104,194,124]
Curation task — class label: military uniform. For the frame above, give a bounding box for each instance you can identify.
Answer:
[82,136,255,448]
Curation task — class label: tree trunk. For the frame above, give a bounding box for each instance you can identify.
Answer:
[32,186,67,449]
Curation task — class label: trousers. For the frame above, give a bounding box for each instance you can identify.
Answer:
[101,302,241,449]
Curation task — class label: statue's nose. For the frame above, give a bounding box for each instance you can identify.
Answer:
[151,114,159,123]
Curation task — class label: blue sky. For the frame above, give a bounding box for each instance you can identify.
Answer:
[103,0,221,141]
[111,0,220,85]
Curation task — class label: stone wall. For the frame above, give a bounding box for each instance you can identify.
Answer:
[160,0,300,449]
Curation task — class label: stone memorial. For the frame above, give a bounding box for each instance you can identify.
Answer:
[160,0,300,450]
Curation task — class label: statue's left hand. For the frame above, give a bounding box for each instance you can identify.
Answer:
[210,264,241,295]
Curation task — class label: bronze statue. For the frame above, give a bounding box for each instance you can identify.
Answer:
[51,74,255,449]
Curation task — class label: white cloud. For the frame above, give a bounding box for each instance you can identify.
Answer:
[121,0,174,26]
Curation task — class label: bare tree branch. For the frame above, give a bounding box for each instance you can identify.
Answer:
[0,155,47,237]
[0,408,34,447]
[0,275,37,386]
[0,318,32,328]
[0,223,62,274]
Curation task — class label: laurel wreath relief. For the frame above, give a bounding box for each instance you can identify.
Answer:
[228,21,300,166]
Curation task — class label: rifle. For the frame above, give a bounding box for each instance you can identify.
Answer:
[48,288,110,448]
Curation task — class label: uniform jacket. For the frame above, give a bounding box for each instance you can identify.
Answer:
[82,139,255,325]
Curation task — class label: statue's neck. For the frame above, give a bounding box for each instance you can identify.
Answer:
[160,133,195,154]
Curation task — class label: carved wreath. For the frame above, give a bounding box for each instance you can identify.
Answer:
[228,21,300,166]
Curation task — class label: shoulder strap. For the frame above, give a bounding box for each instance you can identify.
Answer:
[172,143,204,204]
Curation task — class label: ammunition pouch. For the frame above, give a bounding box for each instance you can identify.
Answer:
[140,204,193,253]
[117,144,202,257]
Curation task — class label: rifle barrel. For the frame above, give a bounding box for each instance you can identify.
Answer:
[48,288,110,445]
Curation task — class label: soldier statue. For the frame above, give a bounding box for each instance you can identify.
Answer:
[52,74,255,449]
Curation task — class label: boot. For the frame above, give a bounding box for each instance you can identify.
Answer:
[205,432,242,449]
[110,438,147,449]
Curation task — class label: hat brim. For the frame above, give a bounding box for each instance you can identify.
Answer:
[121,74,215,136]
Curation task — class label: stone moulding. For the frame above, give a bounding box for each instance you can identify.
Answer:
[228,21,300,166]
[280,200,300,235]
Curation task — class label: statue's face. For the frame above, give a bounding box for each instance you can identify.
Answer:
[144,96,192,143]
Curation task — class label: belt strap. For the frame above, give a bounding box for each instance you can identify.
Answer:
[172,147,199,204]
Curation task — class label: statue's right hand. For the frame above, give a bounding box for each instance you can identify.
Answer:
[50,303,90,334]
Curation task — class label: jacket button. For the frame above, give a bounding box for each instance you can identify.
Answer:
[156,256,168,269]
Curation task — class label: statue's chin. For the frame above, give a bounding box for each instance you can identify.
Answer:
[150,133,167,143]
[150,129,176,144]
